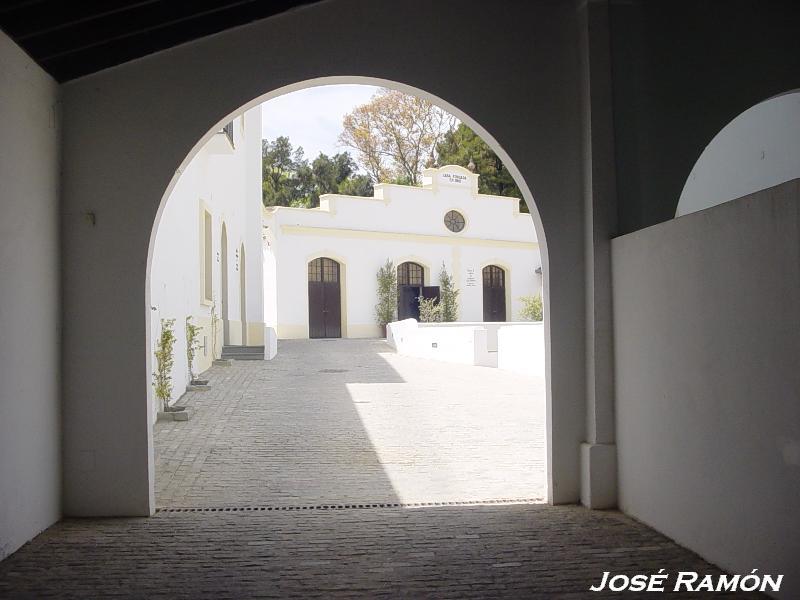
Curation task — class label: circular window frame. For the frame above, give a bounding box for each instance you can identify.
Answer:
[443,209,466,233]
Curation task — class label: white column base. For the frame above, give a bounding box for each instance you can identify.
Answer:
[581,442,617,509]
[264,326,278,360]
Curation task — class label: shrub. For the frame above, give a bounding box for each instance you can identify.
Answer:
[185,316,201,380]
[519,294,543,321]
[210,300,220,359]
[153,318,176,410]
[375,259,398,328]
[438,263,459,322]
[418,296,442,322]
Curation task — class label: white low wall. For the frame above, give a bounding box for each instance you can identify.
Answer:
[388,319,545,373]
[387,319,490,366]
[497,322,545,378]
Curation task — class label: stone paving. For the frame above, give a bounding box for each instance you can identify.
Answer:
[155,339,546,508]
[0,340,758,598]
[0,505,758,599]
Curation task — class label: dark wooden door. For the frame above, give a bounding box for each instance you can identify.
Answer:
[308,258,341,338]
[482,265,506,322]
[398,285,422,320]
[397,261,425,321]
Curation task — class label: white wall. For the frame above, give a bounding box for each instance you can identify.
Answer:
[613,179,800,599]
[59,0,588,515]
[264,166,541,339]
[497,323,545,378]
[676,91,800,217]
[0,31,61,559]
[150,107,264,411]
[387,320,489,366]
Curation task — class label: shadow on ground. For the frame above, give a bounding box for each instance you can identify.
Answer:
[0,504,760,599]
[155,338,545,509]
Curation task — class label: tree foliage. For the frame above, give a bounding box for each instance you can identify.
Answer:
[436,123,527,212]
[339,89,456,185]
[262,137,372,208]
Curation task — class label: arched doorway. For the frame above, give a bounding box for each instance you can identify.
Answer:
[482,265,507,322]
[138,76,559,516]
[220,223,230,346]
[397,261,424,320]
[307,257,341,339]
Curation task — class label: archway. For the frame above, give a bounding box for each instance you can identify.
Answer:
[676,90,800,217]
[147,77,553,509]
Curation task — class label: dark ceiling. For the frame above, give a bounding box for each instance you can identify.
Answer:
[0,0,320,82]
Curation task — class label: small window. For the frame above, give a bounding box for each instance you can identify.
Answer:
[444,210,465,233]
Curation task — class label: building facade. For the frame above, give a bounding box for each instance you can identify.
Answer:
[262,165,542,340]
[149,107,265,409]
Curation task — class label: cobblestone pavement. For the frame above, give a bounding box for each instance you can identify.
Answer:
[0,504,759,599]
[1,341,757,598]
[155,339,546,508]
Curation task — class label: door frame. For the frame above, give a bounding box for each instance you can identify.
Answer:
[305,251,348,338]
[481,261,512,322]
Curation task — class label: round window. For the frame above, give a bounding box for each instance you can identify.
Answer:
[444,210,465,233]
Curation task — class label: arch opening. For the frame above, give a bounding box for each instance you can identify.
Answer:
[147,77,552,511]
[676,89,800,218]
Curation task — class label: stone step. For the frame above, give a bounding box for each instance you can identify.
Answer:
[221,345,265,360]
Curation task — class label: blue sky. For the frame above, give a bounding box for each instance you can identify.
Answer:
[261,84,381,160]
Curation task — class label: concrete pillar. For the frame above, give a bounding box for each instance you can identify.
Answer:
[579,0,618,509]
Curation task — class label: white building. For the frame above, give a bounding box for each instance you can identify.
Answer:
[149,107,265,409]
[262,165,541,339]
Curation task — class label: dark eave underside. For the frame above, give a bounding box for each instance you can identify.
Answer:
[0,0,320,82]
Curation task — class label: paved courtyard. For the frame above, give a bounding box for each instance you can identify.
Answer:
[155,339,546,508]
[0,505,756,599]
[0,340,755,598]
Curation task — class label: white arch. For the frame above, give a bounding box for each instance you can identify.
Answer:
[676,90,800,217]
[146,77,552,505]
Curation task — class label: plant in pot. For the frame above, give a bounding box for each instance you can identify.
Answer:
[375,259,397,337]
[154,318,183,413]
[186,316,207,386]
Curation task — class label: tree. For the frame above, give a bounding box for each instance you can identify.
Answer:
[374,259,397,334]
[339,174,374,197]
[436,123,526,211]
[438,263,459,322]
[339,88,456,185]
[262,136,371,208]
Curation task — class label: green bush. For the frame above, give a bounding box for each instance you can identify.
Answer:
[185,316,201,380]
[375,259,397,328]
[418,296,442,323]
[519,294,543,321]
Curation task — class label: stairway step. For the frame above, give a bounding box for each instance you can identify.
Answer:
[222,345,264,353]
